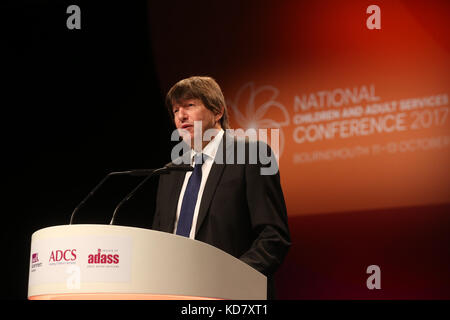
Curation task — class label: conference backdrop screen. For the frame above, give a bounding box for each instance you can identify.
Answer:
[149,0,450,215]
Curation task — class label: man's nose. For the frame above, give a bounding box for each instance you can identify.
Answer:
[177,107,188,121]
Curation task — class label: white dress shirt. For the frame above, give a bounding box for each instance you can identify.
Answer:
[173,129,224,239]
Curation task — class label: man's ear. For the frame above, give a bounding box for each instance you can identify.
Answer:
[215,105,224,122]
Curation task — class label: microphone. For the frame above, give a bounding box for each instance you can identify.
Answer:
[109,162,193,225]
[69,162,193,224]
[128,163,193,176]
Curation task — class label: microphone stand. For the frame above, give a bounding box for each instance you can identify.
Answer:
[109,167,168,225]
[68,163,193,225]
[69,171,130,225]
[109,164,193,225]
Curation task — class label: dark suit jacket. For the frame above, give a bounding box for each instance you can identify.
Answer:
[152,133,291,298]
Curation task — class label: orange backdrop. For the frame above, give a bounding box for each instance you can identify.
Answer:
[149,0,450,215]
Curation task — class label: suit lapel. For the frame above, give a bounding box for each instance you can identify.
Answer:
[195,133,235,236]
[195,162,225,235]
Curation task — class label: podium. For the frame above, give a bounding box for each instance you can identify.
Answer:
[28,225,267,300]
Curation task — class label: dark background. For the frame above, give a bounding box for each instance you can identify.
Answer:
[2,1,172,299]
[2,1,449,301]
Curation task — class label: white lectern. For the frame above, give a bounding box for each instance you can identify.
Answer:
[28,225,267,300]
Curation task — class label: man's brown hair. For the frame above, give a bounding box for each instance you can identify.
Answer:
[165,76,230,129]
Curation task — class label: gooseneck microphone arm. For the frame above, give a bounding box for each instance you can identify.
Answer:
[108,168,167,225]
[109,163,194,225]
[69,171,131,225]
[68,163,193,225]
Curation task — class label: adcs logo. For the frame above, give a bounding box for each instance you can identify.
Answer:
[49,249,77,263]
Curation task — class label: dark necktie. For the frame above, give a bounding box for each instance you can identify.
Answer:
[176,153,204,237]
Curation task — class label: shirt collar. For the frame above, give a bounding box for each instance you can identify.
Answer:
[191,129,224,165]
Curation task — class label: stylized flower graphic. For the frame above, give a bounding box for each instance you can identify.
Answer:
[227,82,290,159]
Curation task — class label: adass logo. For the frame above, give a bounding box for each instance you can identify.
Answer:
[88,249,119,264]
[49,249,77,263]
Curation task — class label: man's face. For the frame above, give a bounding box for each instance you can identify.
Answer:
[172,98,221,148]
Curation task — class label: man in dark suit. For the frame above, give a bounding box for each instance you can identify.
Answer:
[152,76,290,299]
